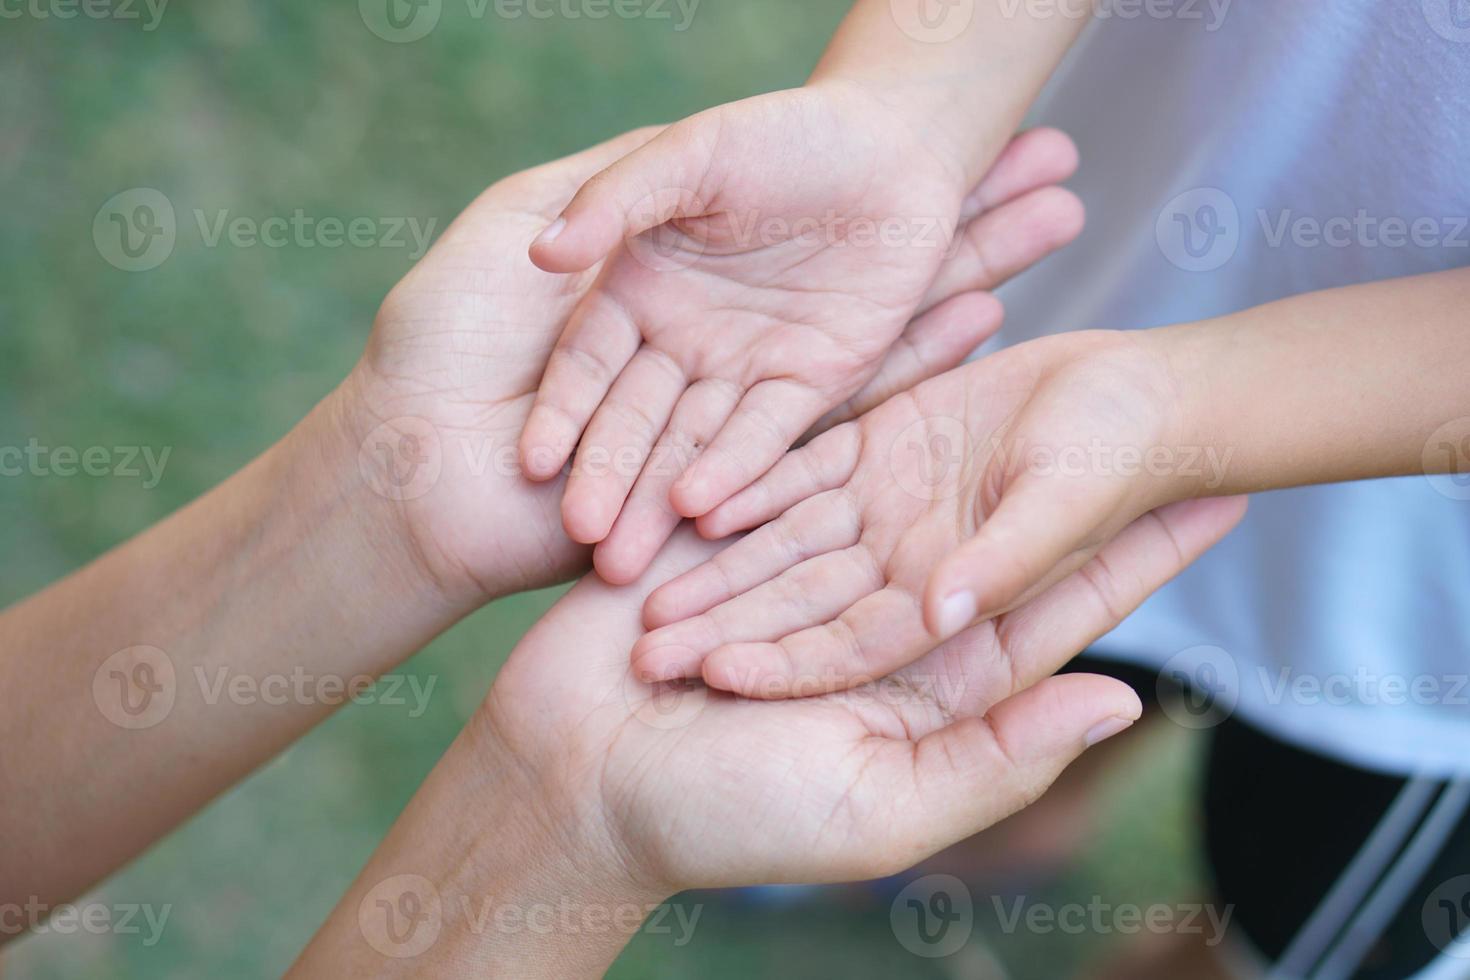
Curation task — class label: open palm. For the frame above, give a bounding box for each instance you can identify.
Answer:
[632,331,1226,698]
[521,86,1083,585]
[481,501,1241,891]
[347,128,1013,607]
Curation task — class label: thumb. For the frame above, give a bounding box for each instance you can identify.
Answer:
[528,121,716,273]
[906,673,1141,848]
[924,473,1123,638]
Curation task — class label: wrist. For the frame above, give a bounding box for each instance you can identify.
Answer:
[1132,321,1237,501]
[278,380,480,650]
[803,75,999,192]
[329,368,504,614]
[294,714,668,978]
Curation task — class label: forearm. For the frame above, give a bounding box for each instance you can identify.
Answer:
[810,0,1091,183]
[0,386,472,911]
[287,717,660,978]
[1154,268,1470,496]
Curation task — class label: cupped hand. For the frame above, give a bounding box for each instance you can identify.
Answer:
[633,330,1241,697]
[477,496,1242,892]
[520,83,1083,581]
[345,127,1000,608]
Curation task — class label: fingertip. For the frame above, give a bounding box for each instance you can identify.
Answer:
[700,648,748,695]
[527,215,610,274]
[668,474,715,520]
[632,642,699,684]
[519,444,563,482]
[561,493,613,547]
[693,510,735,540]
[641,583,689,630]
[1047,186,1087,249]
[592,539,649,587]
[1028,126,1080,182]
[518,418,571,482]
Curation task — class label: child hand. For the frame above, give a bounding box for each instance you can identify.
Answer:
[632,330,1245,696]
[520,86,1082,582]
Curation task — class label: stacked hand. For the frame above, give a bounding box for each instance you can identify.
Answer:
[346,124,1072,607]
[518,84,1085,585]
[478,499,1242,893]
[633,330,1231,697]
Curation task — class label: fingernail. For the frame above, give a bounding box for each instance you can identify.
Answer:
[1085,716,1136,748]
[533,217,566,248]
[938,591,977,637]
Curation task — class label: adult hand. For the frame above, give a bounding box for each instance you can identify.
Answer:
[292,497,1243,976]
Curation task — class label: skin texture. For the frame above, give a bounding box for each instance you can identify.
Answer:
[636,269,1470,699]
[290,499,1245,977]
[0,126,1085,917]
[524,118,1086,586]
[632,330,1188,694]
[514,0,1092,583]
[352,124,1080,605]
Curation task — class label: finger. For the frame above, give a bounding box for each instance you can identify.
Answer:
[960,127,1079,221]
[562,348,687,544]
[591,380,742,585]
[671,380,833,519]
[920,186,1085,316]
[528,120,713,274]
[894,673,1141,853]
[518,290,643,481]
[817,292,1004,431]
[922,473,1125,640]
[703,585,935,699]
[693,423,861,540]
[634,546,881,683]
[644,490,861,629]
[995,495,1249,691]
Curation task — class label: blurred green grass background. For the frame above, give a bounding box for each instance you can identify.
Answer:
[0,2,1205,976]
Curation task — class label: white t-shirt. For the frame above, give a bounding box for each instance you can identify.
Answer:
[995,0,1470,775]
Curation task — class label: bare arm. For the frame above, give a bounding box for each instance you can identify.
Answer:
[811,0,1093,184]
